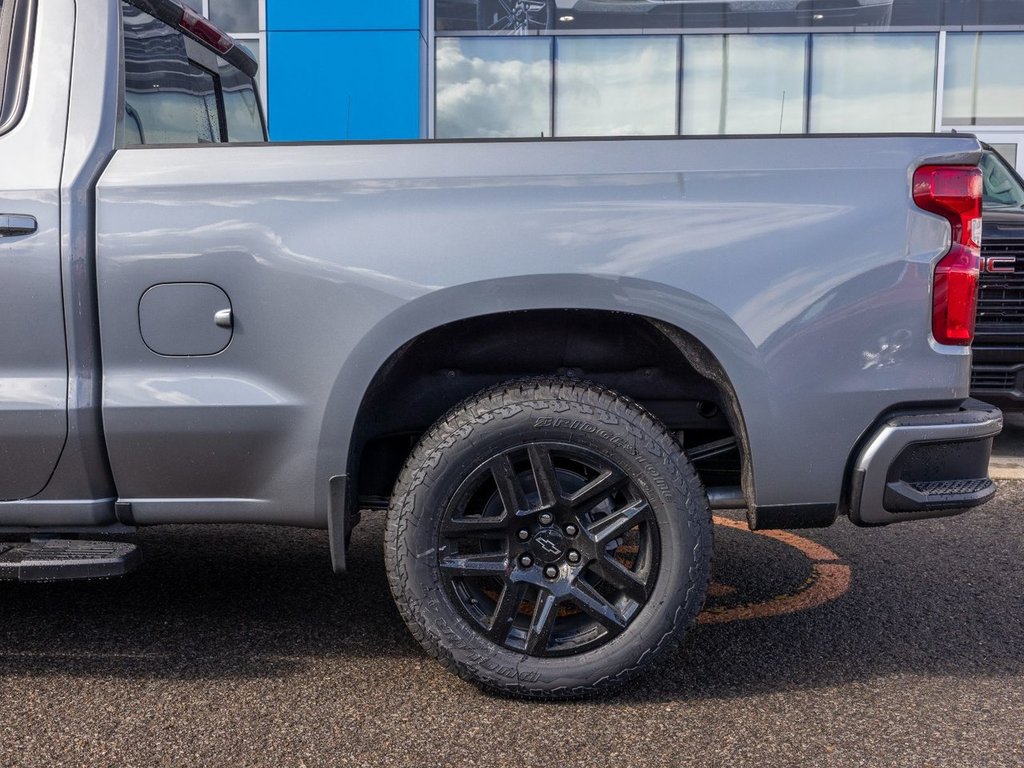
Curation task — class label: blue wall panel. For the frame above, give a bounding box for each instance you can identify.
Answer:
[266,0,421,31]
[268,31,421,141]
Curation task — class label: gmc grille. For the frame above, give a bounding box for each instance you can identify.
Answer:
[976,239,1024,332]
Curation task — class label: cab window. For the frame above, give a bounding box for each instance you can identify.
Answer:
[122,1,265,145]
[218,53,265,143]
[981,150,1024,209]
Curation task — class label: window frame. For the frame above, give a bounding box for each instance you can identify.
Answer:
[0,0,36,137]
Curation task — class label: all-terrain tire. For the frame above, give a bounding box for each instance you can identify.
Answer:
[385,377,712,699]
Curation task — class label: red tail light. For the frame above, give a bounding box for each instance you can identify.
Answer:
[913,165,983,346]
[179,6,235,55]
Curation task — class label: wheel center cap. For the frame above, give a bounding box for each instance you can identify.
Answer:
[529,527,567,564]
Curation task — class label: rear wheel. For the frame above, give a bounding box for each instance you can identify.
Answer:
[385,378,712,698]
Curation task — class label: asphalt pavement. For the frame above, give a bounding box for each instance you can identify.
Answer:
[992,413,1024,480]
[0,482,1022,767]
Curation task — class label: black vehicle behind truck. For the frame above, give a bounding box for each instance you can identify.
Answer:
[971,146,1024,409]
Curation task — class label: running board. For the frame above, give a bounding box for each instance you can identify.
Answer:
[0,540,140,582]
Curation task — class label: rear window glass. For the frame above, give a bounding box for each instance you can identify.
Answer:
[122,2,264,145]
[123,4,222,144]
[218,54,264,143]
[982,150,1024,209]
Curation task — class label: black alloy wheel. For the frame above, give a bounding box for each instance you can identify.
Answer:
[386,378,712,698]
[438,442,660,657]
[477,0,555,32]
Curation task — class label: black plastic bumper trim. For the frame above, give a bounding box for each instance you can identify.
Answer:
[849,399,1002,527]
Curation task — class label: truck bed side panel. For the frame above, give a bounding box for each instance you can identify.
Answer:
[94,135,978,525]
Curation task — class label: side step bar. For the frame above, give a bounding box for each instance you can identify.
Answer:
[0,540,141,582]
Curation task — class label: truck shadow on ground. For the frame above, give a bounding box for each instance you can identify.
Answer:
[0,508,1019,701]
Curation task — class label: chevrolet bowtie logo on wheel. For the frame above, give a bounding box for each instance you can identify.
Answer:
[535,536,561,557]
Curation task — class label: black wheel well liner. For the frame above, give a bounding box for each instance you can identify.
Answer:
[345,309,752,522]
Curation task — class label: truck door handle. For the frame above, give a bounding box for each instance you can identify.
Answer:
[0,214,37,237]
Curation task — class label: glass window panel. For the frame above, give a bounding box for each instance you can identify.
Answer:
[223,87,263,141]
[436,0,895,32]
[980,148,1024,208]
[964,0,1024,25]
[180,0,203,13]
[555,37,678,138]
[680,36,723,136]
[435,37,552,139]
[809,34,935,133]
[217,51,265,142]
[944,33,1024,127]
[476,0,553,32]
[122,3,223,145]
[890,0,943,25]
[887,0,1012,26]
[126,65,221,145]
[675,2,894,30]
[209,0,258,33]
[890,0,1024,26]
[435,0,475,32]
[682,35,807,136]
[437,0,1024,34]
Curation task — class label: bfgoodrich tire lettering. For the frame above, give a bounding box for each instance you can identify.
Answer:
[385,378,713,698]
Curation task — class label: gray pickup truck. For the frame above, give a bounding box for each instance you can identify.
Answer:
[0,0,1003,698]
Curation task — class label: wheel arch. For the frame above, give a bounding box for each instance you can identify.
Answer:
[317,274,758,570]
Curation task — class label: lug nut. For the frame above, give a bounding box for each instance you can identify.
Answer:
[539,512,554,526]
[519,554,534,568]
[567,550,581,564]
[544,566,559,579]
[565,524,578,537]
[517,529,530,541]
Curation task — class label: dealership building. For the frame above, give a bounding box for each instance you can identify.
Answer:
[190,0,1024,170]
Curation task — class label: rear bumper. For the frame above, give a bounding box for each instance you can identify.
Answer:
[849,400,1002,526]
